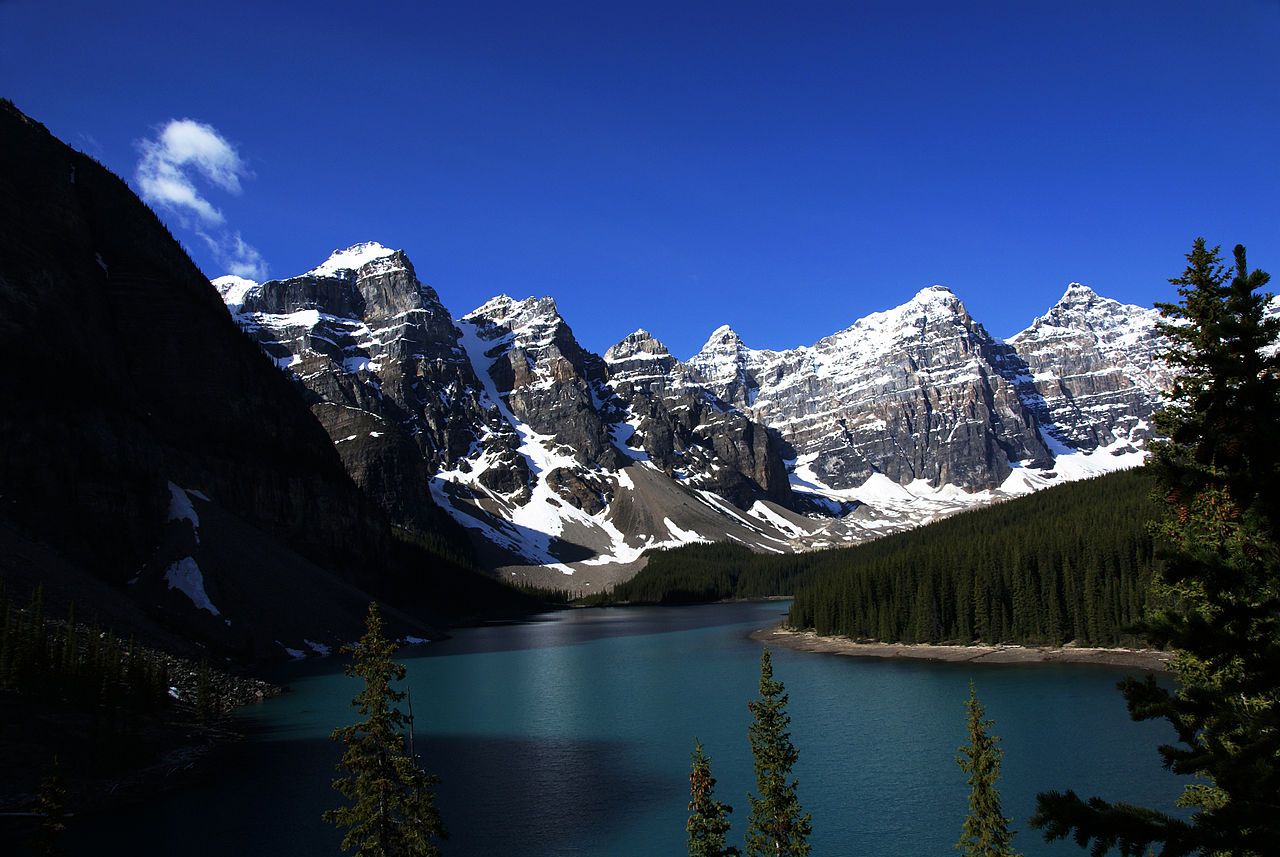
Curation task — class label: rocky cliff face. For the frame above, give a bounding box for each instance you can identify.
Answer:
[604,330,791,506]
[461,295,623,472]
[223,244,511,538]
[223,253,799,588]
[1002,283,1165,451]
[687,286,1054,491]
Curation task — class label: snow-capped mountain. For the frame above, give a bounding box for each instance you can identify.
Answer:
[216,245,1170,588]
[218,244,501,538]
[1003,283,1166,451]
[687,285,1051,491]
[220,249,810,588]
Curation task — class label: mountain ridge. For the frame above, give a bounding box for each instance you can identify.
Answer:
[214,241,1171,589]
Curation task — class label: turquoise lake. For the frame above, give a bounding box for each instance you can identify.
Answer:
[76,601,1182,855]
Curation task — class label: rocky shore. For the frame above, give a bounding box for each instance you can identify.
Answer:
[0,640,283,830]
[752,625,1172,672]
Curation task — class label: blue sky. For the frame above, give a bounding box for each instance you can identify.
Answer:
[4,1,1279,357]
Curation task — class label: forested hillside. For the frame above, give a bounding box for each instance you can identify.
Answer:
[603,468,1159,647]
[787,468,1158,646]
[599,541,815,604]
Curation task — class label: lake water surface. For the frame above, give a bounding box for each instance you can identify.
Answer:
[77,601,1182,856]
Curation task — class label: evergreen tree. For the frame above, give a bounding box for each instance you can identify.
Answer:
[1033,240,1280,856]
[30,758,67,857]
[745,648,812,857]
[688,739,740,857]
[956,684,1020,857]
[325,603,446,857]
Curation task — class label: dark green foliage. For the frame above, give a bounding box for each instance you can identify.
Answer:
[594,542,812,605]
[0,585,169,712]
[388,524,475,580]
[789,470,1159,646]
[511,582,575,606]
[1033,240,1280,856]
[30,758,67,857]
[745,649,811,857]
[595,472,1157,647]
[326,603,446,857]
[957,684,1020,857]
[688,739,740,857]
[385,529,545,622]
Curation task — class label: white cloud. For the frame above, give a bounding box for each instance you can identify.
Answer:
[198,229,269,281]
[136,119,246,224]
[135,119,268,279]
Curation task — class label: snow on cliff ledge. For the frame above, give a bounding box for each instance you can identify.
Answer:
[306,242,397,277]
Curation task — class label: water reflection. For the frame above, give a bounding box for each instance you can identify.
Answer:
[418,601,791,657]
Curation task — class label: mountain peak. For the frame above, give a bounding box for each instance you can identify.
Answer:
[849,284,964,328]
[1011,283,1161,358]
[604,328,672,363]
[306,242,397,278]
[211,274,258,309]
[466,294,517,318]
[463,295,562,330]
[1059,282,1099,304]
[700,324,746,351]
[902,285,964,313]
[914,284,954,299]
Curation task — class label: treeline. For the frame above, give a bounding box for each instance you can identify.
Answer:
[0,583,171,712]
[788,468,1159,646]
[591,541,818,605]
[598,468,1160,647]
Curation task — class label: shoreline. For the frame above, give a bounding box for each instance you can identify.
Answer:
[752,625,1172,672]
[0,661,282,822]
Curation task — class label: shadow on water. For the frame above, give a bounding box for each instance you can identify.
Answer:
[58,600,1185,857]
[66,731,664,857]
[413,600,791,659]
[427,732,670,857]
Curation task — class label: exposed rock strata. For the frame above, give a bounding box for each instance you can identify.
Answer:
[216,252,1171,578]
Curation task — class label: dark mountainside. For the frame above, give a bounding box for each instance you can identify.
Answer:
[0,100,537,663]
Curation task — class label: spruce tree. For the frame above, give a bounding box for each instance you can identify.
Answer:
[1032,240,1280,856]
[30,758,67,857]
[688,739,740,857]
[745,648,812,857]
[956,683,1020,857]
[325,603,446,857]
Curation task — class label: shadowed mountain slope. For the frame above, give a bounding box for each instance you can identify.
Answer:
[0,100,534,660]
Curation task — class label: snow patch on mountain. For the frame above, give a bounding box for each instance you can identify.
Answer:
[307,241,397,277]
[211,275,258,310]
[164,557,219,616]
[439,318,580,572]
[167,482,200,533]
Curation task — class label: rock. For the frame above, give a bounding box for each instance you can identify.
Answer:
[546,467,612,515]
[463,296,623,470]
[1003,283,1167,450]
[213,246,1174,571]
[687,286,1050,490]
